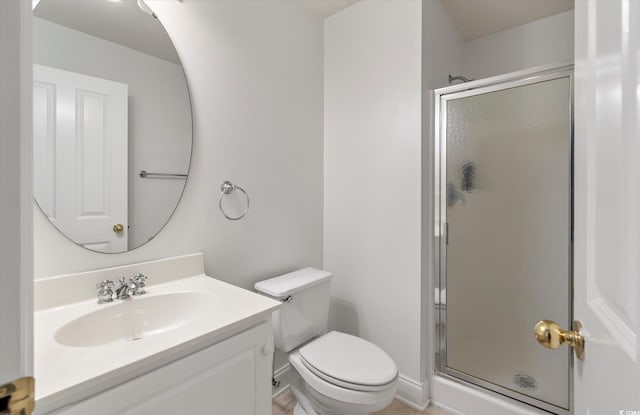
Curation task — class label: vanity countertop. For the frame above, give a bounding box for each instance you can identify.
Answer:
[34,254,280,413]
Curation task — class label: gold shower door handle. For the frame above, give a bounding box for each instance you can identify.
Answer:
[534,320,585,360]
[113,224,124,233]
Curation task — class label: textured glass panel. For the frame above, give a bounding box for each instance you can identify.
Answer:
[445,77,571,409]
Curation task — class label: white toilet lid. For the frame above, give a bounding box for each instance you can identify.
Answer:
[299,331,397,389]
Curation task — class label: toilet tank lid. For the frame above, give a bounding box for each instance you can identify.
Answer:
[254,267,332,298]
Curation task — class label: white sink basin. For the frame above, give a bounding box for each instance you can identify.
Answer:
[55,292,217,347]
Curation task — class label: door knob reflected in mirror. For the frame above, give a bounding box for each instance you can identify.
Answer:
[534,320,585,360]
[113,224,124,233]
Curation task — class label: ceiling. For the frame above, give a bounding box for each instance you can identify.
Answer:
[34,0,574,63]
[300,0,573,42]
[441,0,574,41]
[34,0,181,64]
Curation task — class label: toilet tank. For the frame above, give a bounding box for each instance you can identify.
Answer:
[254,268,332,352]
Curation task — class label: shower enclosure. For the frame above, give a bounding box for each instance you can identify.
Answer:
[434,65,573,414]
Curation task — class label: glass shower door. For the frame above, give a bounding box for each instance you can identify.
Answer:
[437,72,572,413]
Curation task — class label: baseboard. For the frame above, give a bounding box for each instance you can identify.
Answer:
[395,375,429,410]
[272,363,295,397]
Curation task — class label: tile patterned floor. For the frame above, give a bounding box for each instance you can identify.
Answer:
[272,387,453,415]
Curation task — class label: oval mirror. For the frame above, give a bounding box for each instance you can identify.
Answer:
[32,0,192,254]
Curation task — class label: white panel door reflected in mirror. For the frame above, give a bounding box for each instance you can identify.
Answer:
[32,0,192,253]
[34,65,129,252]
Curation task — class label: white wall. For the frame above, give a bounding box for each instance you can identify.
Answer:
[33,17,191,250]
[324,0,426,405]
[34,0,324,292]
[423,2,464,91]
[463,10,574,80]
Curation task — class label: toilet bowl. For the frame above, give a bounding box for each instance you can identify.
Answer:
[289,331,398,415]
[255,268,398,415]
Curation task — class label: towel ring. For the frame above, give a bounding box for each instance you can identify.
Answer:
[219,181,250,221]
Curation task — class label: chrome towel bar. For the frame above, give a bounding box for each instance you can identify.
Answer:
[139,170,188,179]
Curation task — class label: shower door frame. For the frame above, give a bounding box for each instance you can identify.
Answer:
[433,63,574,415]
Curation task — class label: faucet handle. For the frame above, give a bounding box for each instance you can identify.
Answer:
[97,279,115,290]
[132,273,147,283]
[96,279,115,304]
[131,273,148,296]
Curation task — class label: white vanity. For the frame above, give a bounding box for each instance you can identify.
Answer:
[34,254,280,415]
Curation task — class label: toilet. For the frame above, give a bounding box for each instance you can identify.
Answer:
[255,268,398,415]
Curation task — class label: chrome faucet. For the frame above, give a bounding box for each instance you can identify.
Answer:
[98,274,149,303]
[96,280,115,304]
[115,276,136,300]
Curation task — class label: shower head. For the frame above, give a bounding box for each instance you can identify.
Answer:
[448,74,474,85]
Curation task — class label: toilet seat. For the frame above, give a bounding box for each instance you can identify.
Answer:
[289,351,397,409]
[299,331,398,392]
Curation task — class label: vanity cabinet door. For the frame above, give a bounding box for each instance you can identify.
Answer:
[52,322,273,415]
